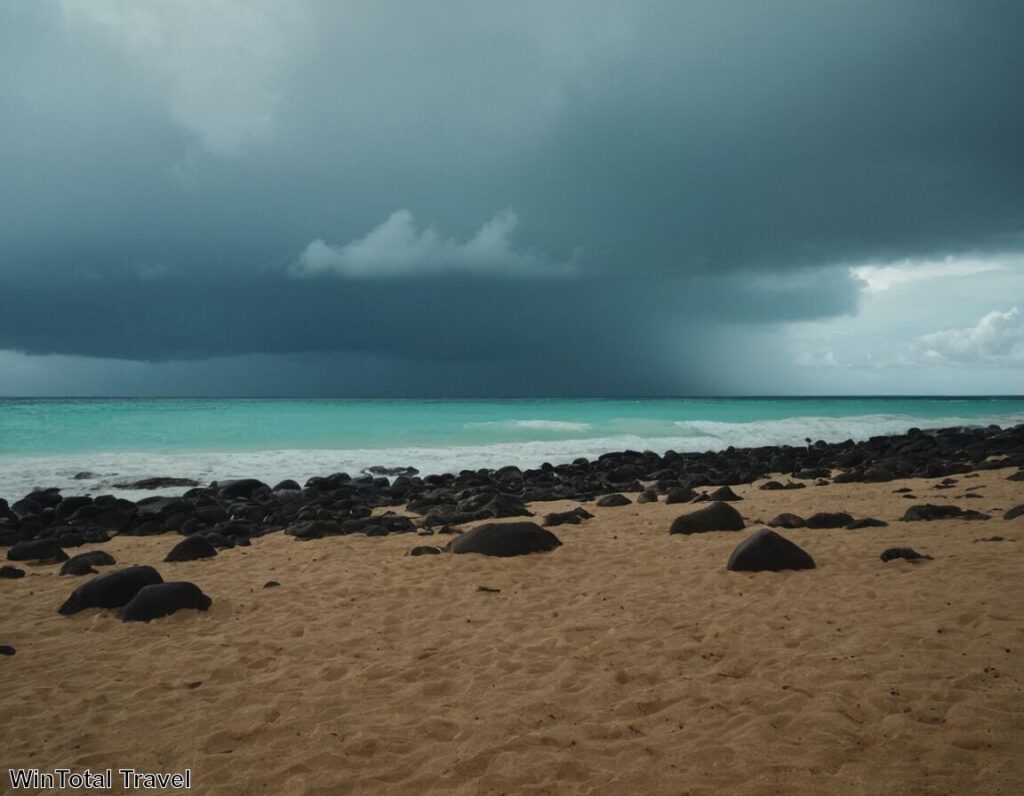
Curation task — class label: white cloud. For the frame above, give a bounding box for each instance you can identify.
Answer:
[851,257,1010,293]
[912,307,1024,364]
[291,209,577,279]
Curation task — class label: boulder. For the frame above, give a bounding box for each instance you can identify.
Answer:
[664,487,696,504]
[216,479,269,499]
[118,582,212,622]
[596,493,632,507]
[165,535,218,562]
[847,517,889,529]
[766,513,805,529]
[7,539,68,563]
[636,489,659,504]
[709,486,743,501]
[804,512,854,529]
[0,565,25,579]
[669,502,745,534]
[904,504,989,521]
[449,522,562,557]
[58,566,164,615]
[543,508,593,527]
[727,529,816,572]
[60,550,117,576]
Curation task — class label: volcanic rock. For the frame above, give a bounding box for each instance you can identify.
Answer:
[669,502,745,535]
[165,535,218,562]
[60,550,116,576]
[727,529,816,572]
[766,513,805,529]
[804,512,854,529]
[118,582,212,622]
[7,539,68,563]
[58,566,164,615]
[449,522,562,557]
[880,547,933,563]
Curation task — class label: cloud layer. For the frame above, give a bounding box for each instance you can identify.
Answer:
[1,1,1023,394]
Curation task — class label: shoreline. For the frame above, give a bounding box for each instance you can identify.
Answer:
[2,423,1023,547]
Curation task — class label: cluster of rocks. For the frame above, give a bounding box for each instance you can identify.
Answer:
[0,424,1020,554]
[58,565,211,622]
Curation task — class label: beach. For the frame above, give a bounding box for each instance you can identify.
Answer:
[2,461,1023,795]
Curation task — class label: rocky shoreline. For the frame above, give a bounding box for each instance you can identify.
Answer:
[1,423,1022,551]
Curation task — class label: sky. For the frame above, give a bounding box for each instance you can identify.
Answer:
[1,0,1022,397]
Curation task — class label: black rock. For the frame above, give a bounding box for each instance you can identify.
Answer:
[449,522,562,557]
[709,486,743,501]
[1004,504,1024,520]
[727,529,816,572]
[203,532,235,549]
[903,504,989,521]
[364,465,419,477]
[880,547,933,563]
[847,517,889,529]
[54,496,93,522]
[60,550,117,576]
[165,535,218,562]
[0,565,25,579]
[664,487,696,504]
[112,477,200,490]
[596,493,632,507]
[766,513,805,529]
[58,566,164,615]
[118,582,212,622]
[409,546,443,556]
[478,493,533,518]
[7,539,68,563]
[636,489,659,504]
[216,479,269,499]
[669,502,745,534]
[804,512,854,529]
[543,507,593,527]
[263,580,280,588]
[1007,470,1024,482]
[287,520,343,540]
[0,645,14,656]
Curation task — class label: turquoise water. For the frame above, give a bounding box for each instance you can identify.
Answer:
[1,397,1022,498]
[4,397,1024,455]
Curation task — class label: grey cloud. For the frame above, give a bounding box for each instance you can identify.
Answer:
[1,1,1023,394]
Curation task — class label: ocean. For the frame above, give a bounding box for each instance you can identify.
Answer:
[2,397,1023,499]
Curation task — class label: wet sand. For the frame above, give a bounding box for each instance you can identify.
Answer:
[2,469,1023,795]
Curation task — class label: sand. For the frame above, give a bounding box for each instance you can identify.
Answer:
[2,469,1023,795]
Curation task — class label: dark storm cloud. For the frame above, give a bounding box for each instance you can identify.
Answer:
[1,1,1022,394]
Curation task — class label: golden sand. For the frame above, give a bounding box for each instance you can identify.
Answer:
[2,469,1023,795]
